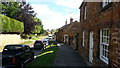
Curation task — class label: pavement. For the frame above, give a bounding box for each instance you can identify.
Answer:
[54,43,88,67]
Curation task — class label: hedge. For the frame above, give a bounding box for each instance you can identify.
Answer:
[0,14,24,33]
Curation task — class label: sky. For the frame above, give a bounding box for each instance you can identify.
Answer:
[26,0,83,30]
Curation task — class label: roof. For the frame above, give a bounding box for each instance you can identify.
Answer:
[79,2,86,9]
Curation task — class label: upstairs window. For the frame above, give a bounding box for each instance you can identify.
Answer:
[102,0,112,7]
[84,6,87,20]
[82,31,85,46]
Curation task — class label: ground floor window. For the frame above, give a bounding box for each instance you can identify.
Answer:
[100,29,109,64]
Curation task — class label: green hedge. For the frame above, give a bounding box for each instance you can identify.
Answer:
[0,14,24,33]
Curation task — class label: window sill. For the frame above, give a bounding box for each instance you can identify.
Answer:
[96,59,108,66]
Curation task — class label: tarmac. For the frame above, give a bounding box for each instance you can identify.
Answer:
[54,43,89,67]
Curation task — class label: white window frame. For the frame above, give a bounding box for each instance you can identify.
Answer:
[100,29,109,64]
[84,6,86,20]
[64,34,68,43]
[102,0,112,7]
[82,31,85,46]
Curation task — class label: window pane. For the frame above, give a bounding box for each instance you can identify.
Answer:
[102,37,104,42]
[105,37,108,43]
[84,7,86,20]
[103,37,107,43]
[102,50,104,56]
[106,52,108,58]
[105,51,107,57]
[103,44,105,49]
[105,45,107,50]
[106,30,109,36]
[107,38,109,44]
[108,0,112,3]
[104,30,107,36]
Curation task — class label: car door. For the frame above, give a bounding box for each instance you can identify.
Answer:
[26,46,32,58]
[24,46,31,62]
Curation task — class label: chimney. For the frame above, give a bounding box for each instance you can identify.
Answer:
[70,17,73,23]
[65,19,67,25]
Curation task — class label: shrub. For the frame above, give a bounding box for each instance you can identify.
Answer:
[0,14,24,33]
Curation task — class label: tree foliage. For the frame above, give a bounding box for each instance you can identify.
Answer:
[32,17,45,34]
[1,2,21,19]
[1,2,45,34]
[0,14,24,33]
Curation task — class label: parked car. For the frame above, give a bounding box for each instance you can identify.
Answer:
[43,39,49,45]
[34,40,44,50]
[2,44,34,68]
[45,37,50,41]
[42,39,49,49]
[48,35,53,40]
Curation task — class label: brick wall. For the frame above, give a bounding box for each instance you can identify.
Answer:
[110,28,120,67]
[79,2,120,67]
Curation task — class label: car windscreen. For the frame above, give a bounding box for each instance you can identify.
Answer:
[3,46,22,51]
[35,41,43,44]
[43,41,47,42]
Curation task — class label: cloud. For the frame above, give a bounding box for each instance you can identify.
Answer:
[31,4,66,30]
[26,0,56,3]
[55,0,83,8]
[31,4,61,16]
[30,0,81,30]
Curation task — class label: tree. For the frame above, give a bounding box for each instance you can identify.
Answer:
[1,2,45,34]
[1,2,21,19]
[32,17,45,34]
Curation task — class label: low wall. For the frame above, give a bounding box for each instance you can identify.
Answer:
[0,34,23,46]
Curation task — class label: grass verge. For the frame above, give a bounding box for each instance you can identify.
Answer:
[20,41,33,44]
[31,36,47,40]
[26,45,59,68]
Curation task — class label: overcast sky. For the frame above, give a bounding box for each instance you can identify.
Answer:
[26,0,83,30]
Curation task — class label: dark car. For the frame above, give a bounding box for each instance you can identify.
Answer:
[2,44,34,68]
[34,40,44,50]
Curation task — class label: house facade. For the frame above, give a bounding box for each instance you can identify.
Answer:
[56,18,80,49]
[56,1,120,67]
[78,1,120,67]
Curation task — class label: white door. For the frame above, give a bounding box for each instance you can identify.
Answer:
[89,32,93,63]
